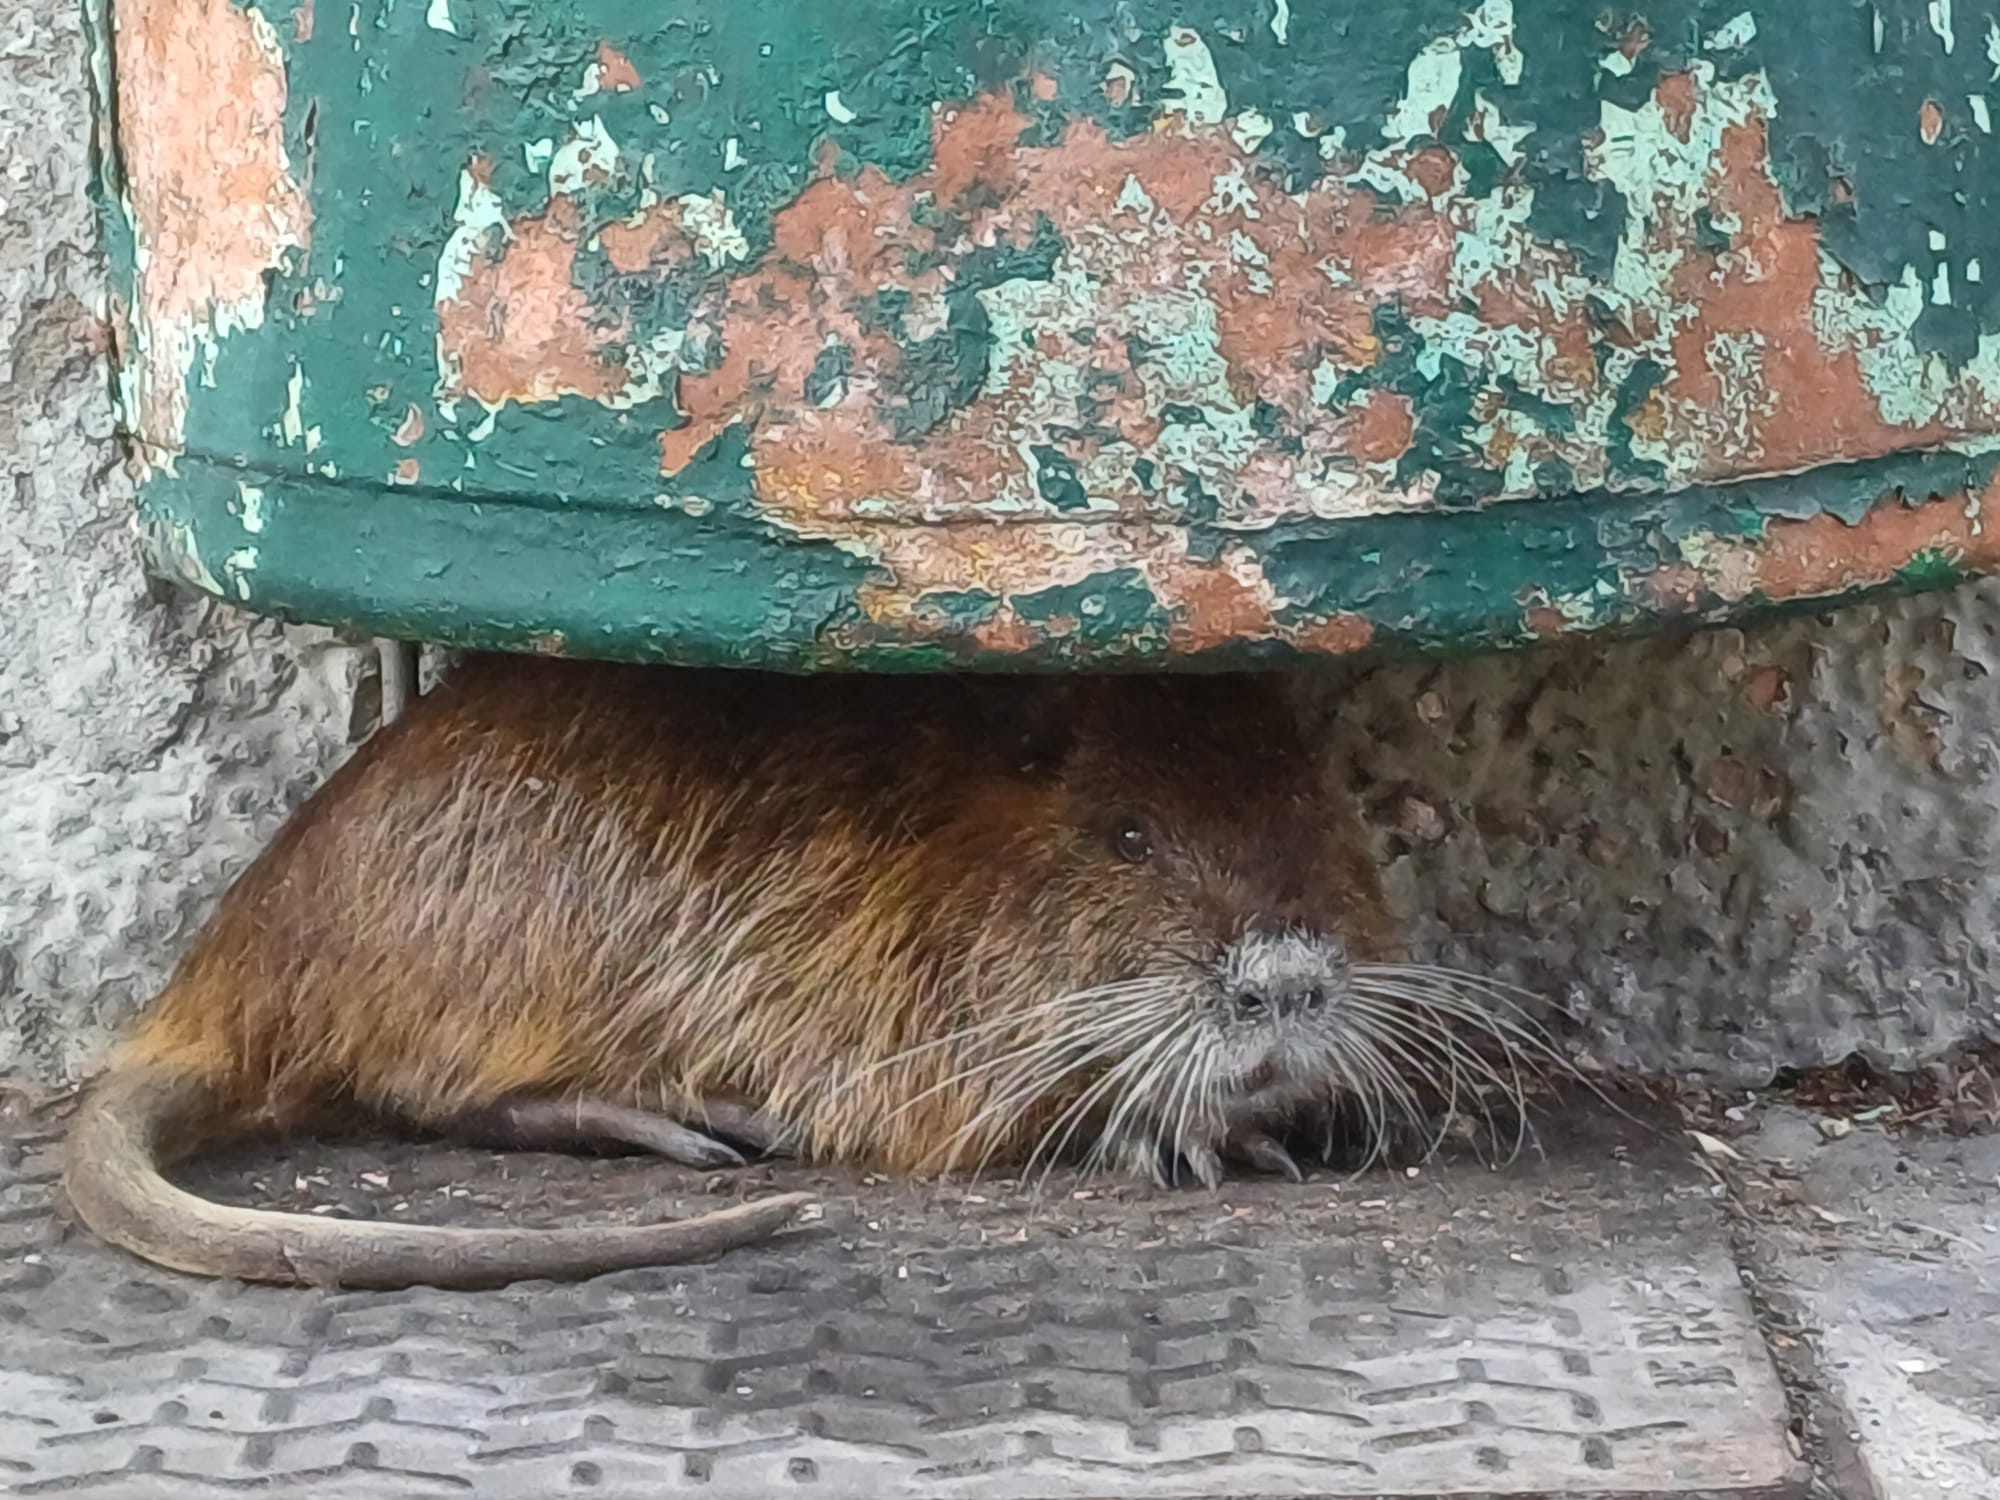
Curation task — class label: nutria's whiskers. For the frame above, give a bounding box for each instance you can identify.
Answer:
[1328,1025,1439,1173]
[1346,962,1604,1166]
[1343,992,1520,1165]
[850,977,1183,1086]
[857,980,1184,1136]
[1083,1024,1195,1180]
[954,1012,1186,1181]
[1026,1020,1198,1191]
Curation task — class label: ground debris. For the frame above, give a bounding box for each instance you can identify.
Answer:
[1682,1043,2000,1140]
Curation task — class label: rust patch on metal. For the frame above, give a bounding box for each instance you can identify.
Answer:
[597,199,702,276]
[1679,474,2000,604]
[1645,564,1706,615]
[1288,613,1376,655]
[1340,390,1418,465]
[655,92,1456,526]
[1654,113,1952,480]
[394,57,1997,592]
[438,188,633,408]
[592,42,641,94]
[1655,72,1699,143]
[1524,606,1571,640]
[834,521,1374,659]
[1754,482,2000,597]
[116,0,310,451]
[620,65,2000,539]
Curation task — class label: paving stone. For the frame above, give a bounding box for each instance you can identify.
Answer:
[2,1096,1802,1498]
[1741,1108,2000,1499]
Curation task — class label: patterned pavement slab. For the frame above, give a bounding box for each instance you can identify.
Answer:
[0,1090,1804,1498]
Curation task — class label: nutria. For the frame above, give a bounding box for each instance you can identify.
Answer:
[65,656,1516,1291]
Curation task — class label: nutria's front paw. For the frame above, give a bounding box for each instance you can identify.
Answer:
[1097,1124,1312,1190]
[1227,1130,1304,1182]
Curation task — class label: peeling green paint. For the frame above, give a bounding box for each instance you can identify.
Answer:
[97,0,2000,669]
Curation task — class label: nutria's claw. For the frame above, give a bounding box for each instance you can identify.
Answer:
[1234,1133,1304,1183]
[695,1099,795,1159]
[1104,1133,1231,1192]
[1178,1141,1224,1192]
[663,1131,749,1171]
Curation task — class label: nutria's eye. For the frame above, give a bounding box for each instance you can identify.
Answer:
[1112,820,1152,864]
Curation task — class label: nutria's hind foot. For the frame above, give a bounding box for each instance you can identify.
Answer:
[450,1094,748,1170]
[692,1100,795,1159]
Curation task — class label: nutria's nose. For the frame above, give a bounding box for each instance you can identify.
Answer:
[1222,927,1346,1024]
[1233,982,1327,1021]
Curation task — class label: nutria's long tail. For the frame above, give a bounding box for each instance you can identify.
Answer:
[63,1063,813,1290]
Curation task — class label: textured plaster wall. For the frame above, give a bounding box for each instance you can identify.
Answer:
[0,0,361,1083]
[3,0,1997,1089]
[1315,594,2000,1086]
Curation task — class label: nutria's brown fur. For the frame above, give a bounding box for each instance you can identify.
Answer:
[66,656,1403,1289]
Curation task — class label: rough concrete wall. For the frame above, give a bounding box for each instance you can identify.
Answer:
[0,0,361,1082]
[3,0,1997,1091]
[1316,588,2000,1087]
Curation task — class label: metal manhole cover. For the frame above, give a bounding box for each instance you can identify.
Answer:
[0,1104,1801,1497]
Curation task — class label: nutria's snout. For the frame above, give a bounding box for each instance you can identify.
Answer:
[1216,927,1351,1025]
[1048,926,1374,1193]
[1202,926,1357,1107]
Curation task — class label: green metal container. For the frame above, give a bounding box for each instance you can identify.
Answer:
[92,0,2000,668]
